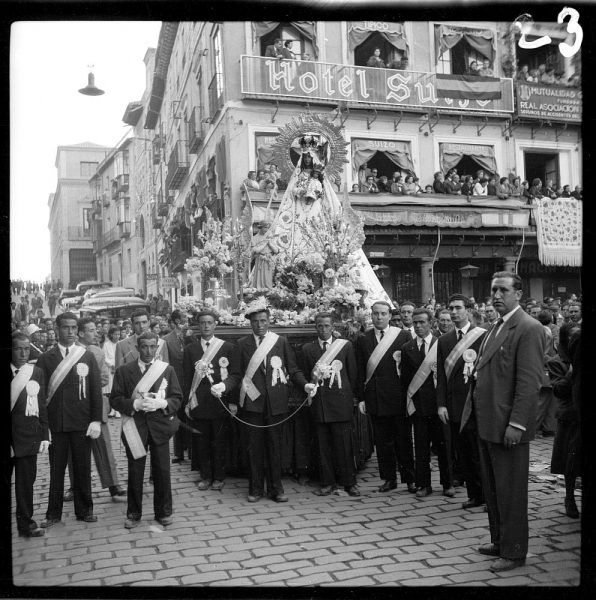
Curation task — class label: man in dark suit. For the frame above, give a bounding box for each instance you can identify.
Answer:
[356,300,415,493]
[110,331,182,529]
[164,310,190,464]
[264,38,284,59]
[302,313,360,497]
[237,303,315,503]
[401,308,454,499]
[183,310,241,491]
[436,294,486,508]
[461,271,546,572]
[35,312,103,527]
[11,332,50,537]
[115,308,169,368]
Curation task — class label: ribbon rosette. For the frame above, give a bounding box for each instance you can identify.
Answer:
[25,380,40,417]
[219,356,229,381]
[76,363,89,400]
[329,360,343,389]
[393,351,402,377]
[270,356,287,387]
[195,359,214,384]
[462,348,477,384]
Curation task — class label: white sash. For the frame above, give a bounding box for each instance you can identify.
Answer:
[11,364,34,412]
[239,332,279,407]
[46,345,85,404]
[187,338,226,412]
[312,339,348,389]
[365,327,400,386]
[407,342,438,416]
[443,327,485,380]
[123,360,169,459]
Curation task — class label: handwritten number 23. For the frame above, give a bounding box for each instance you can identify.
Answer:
[517,7,582,58]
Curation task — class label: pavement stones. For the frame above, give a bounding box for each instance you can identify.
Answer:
[11,416,581,587]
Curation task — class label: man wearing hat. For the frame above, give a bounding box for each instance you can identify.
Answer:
[237,300,316,502]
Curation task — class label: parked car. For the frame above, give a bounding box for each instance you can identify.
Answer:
[83,286,135,301]
[58,289,80,307]
[75,280,113,294]
[79,296,150,320]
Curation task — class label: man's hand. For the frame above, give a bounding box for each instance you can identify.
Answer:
[39,440,50,454]
[304,383,317,396]
[503,425,523,449]
[211,382,226,398]
[133,397,144,411]
[229,403,238,416]
[437,407,449,425]
[358,401,366,415]
[86,421,101,439]
[142,396,168,412]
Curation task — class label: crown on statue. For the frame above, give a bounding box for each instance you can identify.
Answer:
[298,134,323,151]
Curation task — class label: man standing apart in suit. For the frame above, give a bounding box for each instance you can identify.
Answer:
[237,300,316,503]
[110,332,182,529]
[436,294,486,508]
[356,300,416,493]
[461,271,545,572]
[115,309,169,369]
[11,332,50,537]
[264,38,284,59]
[164,310,191,464]
[36,312,103,528]
[302,313,360,497]
[401,308,454,499]
[183,310,241,491]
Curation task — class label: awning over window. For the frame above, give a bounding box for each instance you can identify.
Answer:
[352,139,415,175]
[256,135,300,170]
[439,143,497,175]
[348,21,408,54]
[434,24,495,63]
[252,21,319,58]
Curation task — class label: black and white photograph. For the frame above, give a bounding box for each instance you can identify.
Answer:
[6,0,588,590]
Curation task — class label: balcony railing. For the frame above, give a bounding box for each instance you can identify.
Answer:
[101,225,120,248]
[157,203,170,217]
[166,140,190,190]
[514,81,581,123]
[188,106,204,154]
[118,221,131,238]
[240,55,514,114]
[68,226,92,240]
[116,173,129,192]
[208,72,224,118]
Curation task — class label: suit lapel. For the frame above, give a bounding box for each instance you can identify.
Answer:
[477,313,519,369]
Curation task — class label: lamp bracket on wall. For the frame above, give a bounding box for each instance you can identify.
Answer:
[270,100,280,123]
[502,117,521,139]
[393,111,404,132]
[476,116,488,137]
[555,122,568,142]
[452,115,463,134]
[339,105,350,128]
[366,109,378,130]
[419,111,439,135]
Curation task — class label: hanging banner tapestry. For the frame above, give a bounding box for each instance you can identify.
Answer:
[533,198,582,267]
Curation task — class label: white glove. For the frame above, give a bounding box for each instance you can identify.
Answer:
[86,421,101,439]
[133,397,145,411]
[228,403,238,416]
[437,407,449,425]
[39,440,50,454]
[304,383,317,396]
[143,396,168,411]
[358,401,366,415]
[211,382,226,398]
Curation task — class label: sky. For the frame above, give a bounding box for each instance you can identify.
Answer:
[10,21,162,282]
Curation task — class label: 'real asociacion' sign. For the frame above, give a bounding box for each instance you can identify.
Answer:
[516,82,581,122]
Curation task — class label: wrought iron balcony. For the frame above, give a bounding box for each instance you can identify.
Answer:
[116,173,129,192]
[67,226,92,240]
[101,225,120,248]
[118,220,131,238]
[240,55,514,114]
[166,140,190,190]
[188,106,204,154]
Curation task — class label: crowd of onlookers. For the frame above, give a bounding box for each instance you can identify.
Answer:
[242,164,287,193]
[517,63,581,88]
[352,165,583,202]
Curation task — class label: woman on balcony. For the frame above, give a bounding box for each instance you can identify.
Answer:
[401,174,419,196]
[366,48,385,69]
[242,171,260,192]
[473,177,488,196]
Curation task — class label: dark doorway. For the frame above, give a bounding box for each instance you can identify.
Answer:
[524,152,559,187]
[453,155,493,178]
[354,32,401,68]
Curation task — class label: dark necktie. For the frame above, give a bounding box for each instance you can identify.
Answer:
[419,340,426,358]
[206,340,210,348]
[380,329,384,339]
[143,364,149,374]
[14,368,19,378]
[258,336,264,346]
[458,330,463,341]
[65,347,69,356]
[322,341,328,352]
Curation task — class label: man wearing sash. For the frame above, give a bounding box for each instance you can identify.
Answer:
[401,308,454,499]
[355,300,415,493]
[302,313,360,497]
[436,294,486,509]
[460,272,546,572]
[183,310,240,491]
[35,312,103,527]
[237,301,316,503]
[110,332,182,529]
[115,309,169,368]
[11,332,49,537]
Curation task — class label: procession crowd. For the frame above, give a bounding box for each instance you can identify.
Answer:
[10,272,581,574]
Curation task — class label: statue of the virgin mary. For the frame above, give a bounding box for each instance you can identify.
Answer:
[263,113,390,303]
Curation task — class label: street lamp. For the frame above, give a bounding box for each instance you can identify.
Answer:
[78,70,105,96]
[459,264,480,278]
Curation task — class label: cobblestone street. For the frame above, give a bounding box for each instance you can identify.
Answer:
[11,418,581,588]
